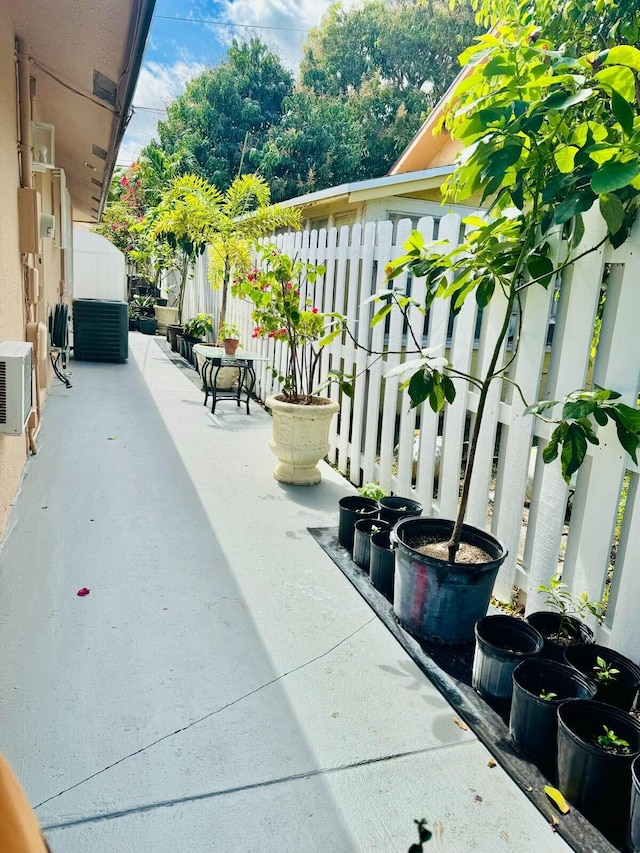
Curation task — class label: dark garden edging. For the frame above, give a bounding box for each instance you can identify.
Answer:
[308,526,619,853]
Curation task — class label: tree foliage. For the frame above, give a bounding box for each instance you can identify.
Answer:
[155,39,293,191]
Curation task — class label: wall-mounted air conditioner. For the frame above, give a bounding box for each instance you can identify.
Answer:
[0,342,33,435]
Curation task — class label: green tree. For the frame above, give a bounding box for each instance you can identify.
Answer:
[149,173,301,327]
[156,39,293,190]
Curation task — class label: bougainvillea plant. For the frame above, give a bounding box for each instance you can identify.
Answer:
[234,244,326,403]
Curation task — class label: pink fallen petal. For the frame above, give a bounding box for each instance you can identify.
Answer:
[77,588,90,597]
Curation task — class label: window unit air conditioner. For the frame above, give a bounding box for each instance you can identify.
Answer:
[0,342,33,435]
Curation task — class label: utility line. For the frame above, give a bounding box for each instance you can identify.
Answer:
[154,14,310,33]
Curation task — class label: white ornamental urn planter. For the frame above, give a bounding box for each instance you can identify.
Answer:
[266,395,340,485]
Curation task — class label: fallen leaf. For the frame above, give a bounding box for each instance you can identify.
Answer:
[77,587,90,597]
[107,437,117,440]
[550,815,559,832]
[487,759,497,768]
[453,717,469,731]
[544,786,570,814]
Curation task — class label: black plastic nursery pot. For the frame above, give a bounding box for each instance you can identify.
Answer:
[338,496,379,553]
[353,519,390,571]
[369,530,395,601]
[138,317,157,335]
[631,755,640,852]
[391,517,507,645]
[558,699,640,847]
[472,616,543,704]
[564,643,640,712]
[510,659,597,779]
[525,611,594,662]
[378,496,423,526]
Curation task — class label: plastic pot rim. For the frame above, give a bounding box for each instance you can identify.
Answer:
[558,698,640,759]
[475,615,544,658]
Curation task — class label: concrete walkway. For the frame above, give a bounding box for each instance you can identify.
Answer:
[0,334,571,852]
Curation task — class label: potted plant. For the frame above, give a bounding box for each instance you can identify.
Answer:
[369,529,396,601]
[471,615,543,704]
[526,576,601,662]
[510,659,596,778]
[557,699,640,846]
[181,314,214,365]
[217,322,241,356]
[235,244,339,485]
[167,323,183,352]
[378,496,423,526]
[564,643,640,711]
[353,518,390,572]
[128,301,139,332]
[325,6,640,644]
[338,496,379,552]
[630,755,640,853]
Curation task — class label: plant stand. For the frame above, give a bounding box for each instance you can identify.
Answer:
[472,615,543,704]
[510,659,597,778]
[391,517,507,645]
[266,395,340,485]
[558,699,640,847]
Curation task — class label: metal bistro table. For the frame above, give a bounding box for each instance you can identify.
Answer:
[192,345,268,414]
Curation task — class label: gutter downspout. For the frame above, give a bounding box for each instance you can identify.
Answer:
[16,38,39,455]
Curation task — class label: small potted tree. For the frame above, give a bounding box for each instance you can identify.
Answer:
[564,643,640,711]
[181,314,214,365]
[526,576,601,662]
[217,322,241,356]
[235,244,339,485]
[324,4,640,643]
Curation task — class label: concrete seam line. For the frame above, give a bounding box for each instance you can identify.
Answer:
[34,617,377,811]
[42,740,476,832]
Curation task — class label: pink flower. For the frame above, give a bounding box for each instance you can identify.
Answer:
[312,307,319,314]
[77,587,90,597]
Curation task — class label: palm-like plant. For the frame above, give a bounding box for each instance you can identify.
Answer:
[149,173,301,330]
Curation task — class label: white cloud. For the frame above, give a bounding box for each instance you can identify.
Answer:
[218,0,361,71]
[117,60,205,165]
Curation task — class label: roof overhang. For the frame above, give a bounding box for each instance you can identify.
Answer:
[9,0,155,222]
[280,165,455,212]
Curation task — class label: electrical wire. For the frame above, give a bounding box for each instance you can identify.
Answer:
[26,57,121,116]
[154,14,310,33]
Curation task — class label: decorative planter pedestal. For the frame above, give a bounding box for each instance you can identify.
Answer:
[266,395,340,485]
[154,305,179,335]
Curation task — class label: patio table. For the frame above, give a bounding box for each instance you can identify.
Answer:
[192,344,268,414]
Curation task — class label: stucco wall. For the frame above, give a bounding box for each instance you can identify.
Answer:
[0,9,28,537]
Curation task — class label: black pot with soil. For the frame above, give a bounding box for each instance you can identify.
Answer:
[378,496,423,526]
[564,643,640,712]
[558,699,640,847]
[391,517,507,645]
[510,659,597,778]
[525,611,594,662]
[138,317,157,335]
[338,496,378,553]
[472,615,543,704]
[167,324,183,352]
[369,530,395,601]
[353,518,390,572]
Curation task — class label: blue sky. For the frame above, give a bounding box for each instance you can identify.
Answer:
[120,0,352,166]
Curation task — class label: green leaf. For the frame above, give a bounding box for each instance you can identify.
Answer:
[603,45,640,72]
[554,146,578,174]
[591,161,640,195]
[544,88,593,111]
[561,423,588,482]
[578,418,600,445]
[611,90,634,136]
[527,254,554,288]
[340,381,354,398]
[562,399,596,420]
[555,192,596,225]
[318,328,341,348]
[408,370,433,409]
[429,380,446,413]
[476,277,495,308]
[599,194,625,236]
[615,424,640,463]
[609,403,640,433]
[370,304,392,328]
[593,407,609,426]
[543,424,566,463]
[443,375,456,405]
[595,66,636,102]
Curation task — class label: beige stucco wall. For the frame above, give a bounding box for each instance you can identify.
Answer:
[0,8,28,537]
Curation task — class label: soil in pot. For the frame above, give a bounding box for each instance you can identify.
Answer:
[558,699,640,846]
[353,518,390,572]
[391,517,507,645]
[510,659,597,779]
[472,615,543,704]
[525,611,594,662]
[564,643,640,712]
[338,496,378,553]
[630,755,640,852]
[370,530,395,601]
[378,496,422,526]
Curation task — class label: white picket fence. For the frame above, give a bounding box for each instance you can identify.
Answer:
[186,212,640,662]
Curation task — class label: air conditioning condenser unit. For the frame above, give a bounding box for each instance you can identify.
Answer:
[0,342,33,435]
